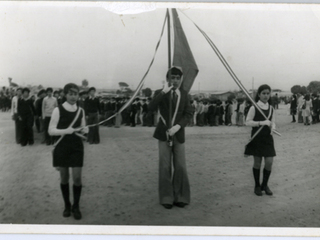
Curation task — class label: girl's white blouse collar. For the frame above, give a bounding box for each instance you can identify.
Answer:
[257,100,269,109]
[62,101,78,112]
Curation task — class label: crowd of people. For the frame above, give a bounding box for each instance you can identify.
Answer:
[6,84,320,150]
[289,92,320,125]
[189,98,253,127]
[5,85,281,149]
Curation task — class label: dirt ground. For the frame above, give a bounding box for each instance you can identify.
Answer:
[0,104,319,227]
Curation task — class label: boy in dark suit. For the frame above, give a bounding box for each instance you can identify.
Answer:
[148,67,193,209]
[18,88,35,146]
[84,87,101,144]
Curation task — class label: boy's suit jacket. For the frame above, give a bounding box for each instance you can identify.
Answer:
[148,88,193,144]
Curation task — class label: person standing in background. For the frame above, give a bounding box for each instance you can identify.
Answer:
[35,89,46,134]
[42,88,58,145]
[84,87,101,144]
[58,90,66,106]
[18,88,36,146]
[218,100,224,125]
[311,94,319,124]
[11,88,22,144]
[225,100,233,126]
[141,99,148,127]
[130,98,138,127]
[290,93,297,123]
[78,91,86,109]
[238,100,245,126]
[196,100,204,126]
[203,101,209,126]
[302,94,312,126]
[207,100,216,126]
[297,93,304,123]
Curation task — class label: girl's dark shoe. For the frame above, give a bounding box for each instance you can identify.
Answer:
[261,185,273,195]
[254,186,262,196]
[63,205,71,217]
[72,206,82,220]
[261,169,272,195]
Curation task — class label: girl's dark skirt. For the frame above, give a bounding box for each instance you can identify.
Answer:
[245,134,276,157]
[53,134,84,167]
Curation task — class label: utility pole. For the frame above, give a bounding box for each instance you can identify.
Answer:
[252,77,254,97]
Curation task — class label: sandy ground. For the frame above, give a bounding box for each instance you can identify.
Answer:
[0,104,319,227]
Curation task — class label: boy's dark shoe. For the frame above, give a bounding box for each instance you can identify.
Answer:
[162,204,173,209]
[173,202,188,208]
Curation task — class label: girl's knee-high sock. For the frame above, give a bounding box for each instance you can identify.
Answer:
[60,183,71,207]
[261,168,273,195]
[252,168,262,196]
[252,168,261,187]
[73,185,82,209]
[261,168,271,187]
[72,185,82,220]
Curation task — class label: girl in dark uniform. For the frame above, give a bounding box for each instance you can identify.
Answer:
[245,84,276,197]
[49,83,88,220]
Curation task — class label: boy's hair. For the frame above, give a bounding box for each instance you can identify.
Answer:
[46,87,53,93]
[255,84,272,104]
[37,89,45,97]
[88,87,96,93]
[63,83,79,95]
[22,88,30,94]
[53,90,59,95]
[166,66,183,79]
[16,87,22,92]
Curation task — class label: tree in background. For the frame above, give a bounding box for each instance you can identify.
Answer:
[8,78,18,88]
[307,81,320,94]
[301,86,307,94]
[227,92,236,101]
[82,79,89,88]
[291,85,308,94]
[142,88,152,97]
[118,82,129,91]
[118,82,134,97]
[291,85,301,94]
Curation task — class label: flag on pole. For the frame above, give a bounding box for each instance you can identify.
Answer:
[171,8,199,93]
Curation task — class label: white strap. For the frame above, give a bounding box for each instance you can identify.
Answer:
[53,107,82,148]
[247,106,273,143]
[171,89,181,126]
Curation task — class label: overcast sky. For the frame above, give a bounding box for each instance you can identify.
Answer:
[1,2,320,92]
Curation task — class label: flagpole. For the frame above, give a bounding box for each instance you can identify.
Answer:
[167,9,173,131]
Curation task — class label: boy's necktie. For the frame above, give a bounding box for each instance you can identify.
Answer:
[172,90,177,110]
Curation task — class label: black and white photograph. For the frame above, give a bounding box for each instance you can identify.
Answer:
[0,1,319,236]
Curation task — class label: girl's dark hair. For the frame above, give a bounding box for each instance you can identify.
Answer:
[255,84,272,104]
[63,83,79,95]
[304,94,310,101]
